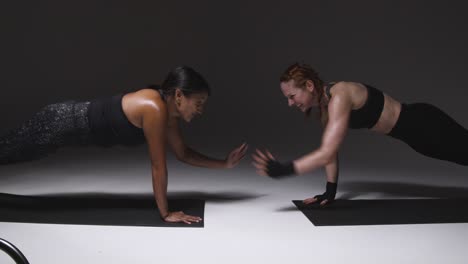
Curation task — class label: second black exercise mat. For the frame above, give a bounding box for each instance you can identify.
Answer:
[293,198,468,226]
[0,193,204,228]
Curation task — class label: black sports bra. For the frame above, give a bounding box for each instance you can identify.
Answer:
[87,93,146,147]
[325,82,385,129]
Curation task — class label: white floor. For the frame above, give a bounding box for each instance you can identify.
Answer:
[1,148,468,264]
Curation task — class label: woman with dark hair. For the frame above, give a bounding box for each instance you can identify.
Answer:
[252,62,468,206]
[0,66,248,224]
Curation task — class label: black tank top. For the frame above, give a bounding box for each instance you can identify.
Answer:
[87,93,145,147]
[325,82,384,129]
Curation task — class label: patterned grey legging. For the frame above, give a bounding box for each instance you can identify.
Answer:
[0,101,91,165]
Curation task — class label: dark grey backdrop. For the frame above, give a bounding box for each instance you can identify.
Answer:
[1,0,467,169]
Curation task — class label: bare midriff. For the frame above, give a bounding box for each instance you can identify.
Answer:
[370,93,402,134]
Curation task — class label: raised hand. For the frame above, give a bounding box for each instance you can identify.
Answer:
[225,142,249,168]
[252,149,295,179]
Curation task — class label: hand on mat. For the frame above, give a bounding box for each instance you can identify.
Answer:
[225,142,249,168]
[303,182,337,206]
[164,211,202,224]
[303,195,333,206]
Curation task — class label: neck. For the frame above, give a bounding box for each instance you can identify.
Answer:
[166,96,181,118]
[323,85,331,105]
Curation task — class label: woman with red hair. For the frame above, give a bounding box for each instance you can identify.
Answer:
[253,62,468,206]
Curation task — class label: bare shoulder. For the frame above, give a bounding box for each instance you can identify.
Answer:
[328,81,353,101]
[329,81,367,110]
[329,81,365,94]
[126,89,166,110]
[135,88,163,102]
[122,89,167,128]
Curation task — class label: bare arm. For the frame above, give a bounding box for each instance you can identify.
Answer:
[184,147,228,168]
[141,101,169,218]
[321,114,339,184]
[301,108,343,205]
[167,118,246,169]
[325,154,339,183]
[293,91,352,175]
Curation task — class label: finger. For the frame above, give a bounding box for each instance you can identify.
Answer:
[304,198,318,204]
[184,216,196,222]
[255,149,268,160]
[234,143,245,153]
[320,199,328,206]
[239,145,248,156]
[265,149,276,161]
[252,154,267,165]
[233,143,245,154]
[233,149,244,160]
[251,153,264,162]
[239,142,247,152]
[252,161,266,170]
[237,143,246,153]
[189,215,202,221]
[252,151,268,160]
[188,216,201,222]
[185,214,202,220]
[183,220,192,224]
[255,149,269,160]
[303,197,317,204]
[235,151,247,160]
[256,169,268,176]
[241,143,249,152]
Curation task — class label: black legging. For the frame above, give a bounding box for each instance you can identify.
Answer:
[0,101,91,164]
[388,103,468,166]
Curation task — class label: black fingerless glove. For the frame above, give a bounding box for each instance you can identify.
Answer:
[266,160,296,179]
[314,182,338,203]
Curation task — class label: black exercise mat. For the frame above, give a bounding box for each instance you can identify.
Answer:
[293,198,468,226]
[0,193,204,227]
